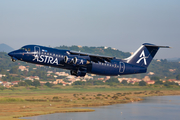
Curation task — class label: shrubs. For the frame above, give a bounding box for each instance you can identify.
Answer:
[53,96,59,100]
[112,95,118,99]
[0,98,24,102]
[97,94,102,96]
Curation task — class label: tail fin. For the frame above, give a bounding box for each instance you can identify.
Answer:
[124,43,170,68]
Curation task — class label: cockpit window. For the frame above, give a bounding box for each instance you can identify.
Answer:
[20,48,25,50]
[20,47,30,51]
[20,48,25,51]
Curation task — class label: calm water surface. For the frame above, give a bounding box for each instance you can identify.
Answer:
[21,96,180,120]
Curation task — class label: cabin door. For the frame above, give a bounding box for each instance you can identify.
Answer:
[119,62,125,73]
[34,46,40,56]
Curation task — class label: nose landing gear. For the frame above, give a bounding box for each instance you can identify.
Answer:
[11,57,16,62]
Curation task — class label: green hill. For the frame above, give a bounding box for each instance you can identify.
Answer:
[55,45,130,59]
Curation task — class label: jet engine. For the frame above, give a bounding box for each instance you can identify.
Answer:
[64,56,90,65]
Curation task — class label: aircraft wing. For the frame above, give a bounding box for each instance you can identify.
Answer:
[69,50,115,63]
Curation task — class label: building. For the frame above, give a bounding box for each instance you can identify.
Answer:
[98,78,104,80]
[19,66,29,71]
[47,71,53,74]
[143,76,151,82]
[146,80,155,85]
[169,69,176,72]
[24,76,40,81]
[148,72,155,75]
[84,75,93,80]
[11,81,20,85]
[0,74,6,78]
[55,72,69,76]
[2,82,12,88]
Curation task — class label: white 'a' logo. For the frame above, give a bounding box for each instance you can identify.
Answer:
[136,50,148,65]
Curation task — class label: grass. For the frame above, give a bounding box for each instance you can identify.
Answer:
[0,86,180,120]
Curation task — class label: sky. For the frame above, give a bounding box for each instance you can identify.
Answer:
[0,0,180,59]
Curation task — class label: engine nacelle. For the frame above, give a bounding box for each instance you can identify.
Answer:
[73,57,88,65]
[64,56,74,64]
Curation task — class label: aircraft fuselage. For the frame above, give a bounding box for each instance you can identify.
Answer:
[8,45,147,76]
[8,43,169,77]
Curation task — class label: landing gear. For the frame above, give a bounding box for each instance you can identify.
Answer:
[11,58,16,62]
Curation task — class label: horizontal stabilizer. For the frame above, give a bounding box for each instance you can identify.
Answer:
[143,43,170,48]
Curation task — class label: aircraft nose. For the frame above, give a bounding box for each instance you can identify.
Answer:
[8,51,15,57]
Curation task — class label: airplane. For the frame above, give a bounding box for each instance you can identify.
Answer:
[8,43,170,77]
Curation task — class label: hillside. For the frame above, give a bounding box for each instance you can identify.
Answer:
[55,45,130,59]
[0,43,14,53]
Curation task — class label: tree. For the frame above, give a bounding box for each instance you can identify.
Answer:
[18,81,27,86]
[0,86,5,91]
[45,82,53,87]
[121,80,128,85]
[150,76,160,81]
[106,78,119,84]
[9,66,18,74]
[58,83,63,85]
[25,80,33,86]
[164,81,178,87]
[155,80,163,85]
[73,81,85,85]
[139,81,147,86]
[32,80,40,87]
[87,80,104,85]
[176,74,180,80]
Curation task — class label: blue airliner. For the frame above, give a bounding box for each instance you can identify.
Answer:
[8,43,169,77]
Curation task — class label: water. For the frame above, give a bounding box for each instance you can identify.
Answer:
[21,96,180,120]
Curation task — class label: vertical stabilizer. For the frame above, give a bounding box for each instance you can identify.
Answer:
[124,43,170,68]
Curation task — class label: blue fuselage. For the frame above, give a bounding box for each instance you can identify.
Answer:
[8,45,147,76]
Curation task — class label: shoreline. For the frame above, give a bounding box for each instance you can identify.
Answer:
[0,89,180,120]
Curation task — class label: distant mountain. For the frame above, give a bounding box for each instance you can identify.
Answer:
[0,43,14,53]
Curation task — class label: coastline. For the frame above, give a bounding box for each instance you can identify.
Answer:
[0,88,180,120]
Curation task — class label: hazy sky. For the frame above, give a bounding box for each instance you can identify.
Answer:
[0,0,180,59]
